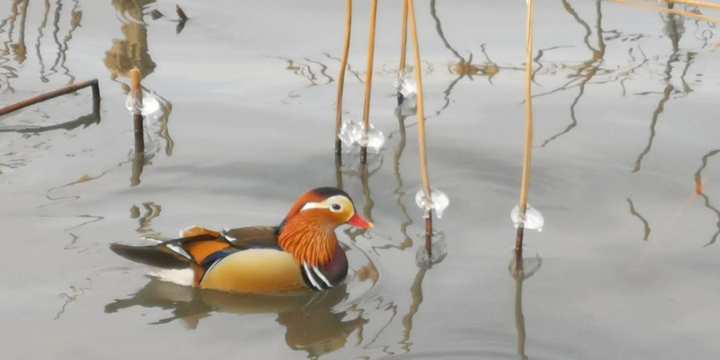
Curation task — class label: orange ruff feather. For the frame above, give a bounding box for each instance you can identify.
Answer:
[278,213,337,267]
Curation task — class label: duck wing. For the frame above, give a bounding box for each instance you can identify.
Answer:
[110,226,280,269]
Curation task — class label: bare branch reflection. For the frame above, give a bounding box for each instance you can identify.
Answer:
[694,149,720,246]
[626,197,651,241]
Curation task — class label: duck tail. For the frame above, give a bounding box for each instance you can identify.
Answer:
[110,242,191,269]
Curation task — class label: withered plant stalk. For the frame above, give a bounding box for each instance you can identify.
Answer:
[361,0,379,164]
[408,0,434,253]
[335,0,353,157]
[663,0,720,11]
[515,0,536,268]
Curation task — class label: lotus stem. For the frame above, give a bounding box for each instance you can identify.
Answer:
[663,0,720,11]
[335,0,353,158]
[408,0,434,252]
[361,0,378,164]
[516,0,535,263]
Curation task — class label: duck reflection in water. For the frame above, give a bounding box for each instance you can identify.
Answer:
[105,277,368,357]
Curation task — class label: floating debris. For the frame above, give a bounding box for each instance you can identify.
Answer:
[415,187,449,218]
[176,5,188,34]
[338,118,385,153]
[511,204,544,231]
[125,91,162,117]
[150,10,164,20]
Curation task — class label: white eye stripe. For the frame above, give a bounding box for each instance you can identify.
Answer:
[300,202,326,212]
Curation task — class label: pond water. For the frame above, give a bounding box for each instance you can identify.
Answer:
[2,0,720,359]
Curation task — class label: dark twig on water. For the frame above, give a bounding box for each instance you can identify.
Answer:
[0,79,100,117]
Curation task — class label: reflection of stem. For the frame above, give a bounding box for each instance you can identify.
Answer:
[634,4,683,173]
[609,0,720,25]
[335,0,352,156]
[626,198,651,241]
[15,0,28,64]
[430,0,467,118]
[408,0,434,251]
[632,84,673,173]
[323,53,363,83]
[130,150,145,186]
[698,193,720,247]
[394,114,414,250]
[429,0,463,62]
[360,163,374,222]
[562,0,597,53]
[335,155,344,190]
[400,267,427,353]
[514,273,529,360]
[360,0,378,164]
[516,0,536,263]
[663,0,720,10]
[694,149,720,246]
[542,0,605,147]
[35,0,51,82]
[136,202,162,234]
[58,0,82,84]
[49,0,63,77]
[434,73,464,117]
[399,0,408,74]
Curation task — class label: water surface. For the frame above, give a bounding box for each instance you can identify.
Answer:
[2,0,720,359]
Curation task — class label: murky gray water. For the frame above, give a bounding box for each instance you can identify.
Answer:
[2,0,720,359]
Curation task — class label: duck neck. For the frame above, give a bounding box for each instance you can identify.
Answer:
[277,214,338,267]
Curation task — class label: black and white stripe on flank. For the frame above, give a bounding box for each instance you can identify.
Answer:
[302,263,333,291]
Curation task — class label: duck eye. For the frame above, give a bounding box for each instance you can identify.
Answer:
[330,203,343,212]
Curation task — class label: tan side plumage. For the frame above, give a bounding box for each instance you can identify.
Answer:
[200,249,306,294]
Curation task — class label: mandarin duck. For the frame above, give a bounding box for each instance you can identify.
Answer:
[111,187,372,294]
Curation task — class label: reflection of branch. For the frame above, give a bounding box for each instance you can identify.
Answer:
[323,52,363,83]
[374,112,413,251]
[360,163,375,222]
[305,57,334,84]
[429,0,463,61]
[399,267,427,353]
[541,0,605,147]
[632,84,673,172]
[514,275,528,360]
[698,193,720,247]
[562,0,597,53]
[609,0,720,25]
[626,198,651,241]
[694,149,720,246]
[633,4,690,172]
[58,0,82,84]
[133,202,162,235]
[55,285,88,320]
[48,0,63,78]
[35,0,51,82]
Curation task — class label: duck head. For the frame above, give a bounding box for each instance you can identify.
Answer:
[278,187,372,267]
